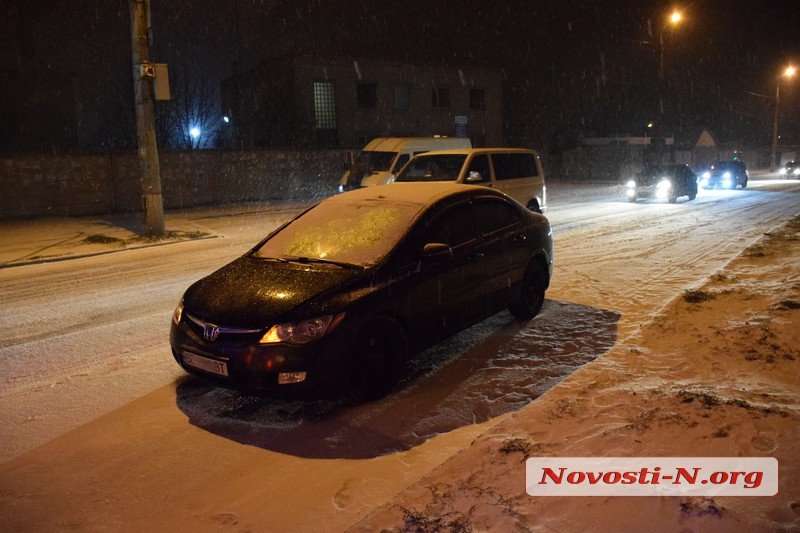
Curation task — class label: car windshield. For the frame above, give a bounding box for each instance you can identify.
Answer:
[710,162,740,171]
[640,165,676,177]
[394,154,467,182]
[355,150,396,173]
[252,199,424,267]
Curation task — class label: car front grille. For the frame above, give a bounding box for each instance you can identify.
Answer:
[184,313,263,342]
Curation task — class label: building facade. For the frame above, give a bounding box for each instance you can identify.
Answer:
[221,55,503,149]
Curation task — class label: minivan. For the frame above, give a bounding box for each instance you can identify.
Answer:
[391,148,546,212]
[339,137,472,191]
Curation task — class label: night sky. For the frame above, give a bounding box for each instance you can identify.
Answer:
[2,0,798,152]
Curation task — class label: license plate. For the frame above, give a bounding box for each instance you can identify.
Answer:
[183,351,229,377]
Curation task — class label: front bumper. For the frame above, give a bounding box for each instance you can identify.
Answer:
[169,317,357,393]
[628,185,669,199]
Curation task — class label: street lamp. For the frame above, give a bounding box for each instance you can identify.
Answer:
[770,66,797,171]
[659,10,683,81]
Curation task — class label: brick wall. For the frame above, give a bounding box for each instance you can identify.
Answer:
[0,149,348,219]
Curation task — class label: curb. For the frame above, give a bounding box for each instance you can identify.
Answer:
[0,234,220,270]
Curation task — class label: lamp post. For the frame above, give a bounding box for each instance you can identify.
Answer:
[770,66,797,172]
[659,10,683,81]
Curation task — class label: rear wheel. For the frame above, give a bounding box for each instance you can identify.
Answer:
[509,260,548,320]
[349,317,408,401]
[741,177,748,189]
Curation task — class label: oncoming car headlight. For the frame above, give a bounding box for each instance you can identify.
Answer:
[626,180,636,188]
[794,168,800,176]
[779,168,787,175]
[656,179,672,190]
[702,171,711,179]
[259,313,345,345]
[723,172,732,179]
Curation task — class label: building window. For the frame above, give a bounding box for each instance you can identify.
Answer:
[470,88,485,110]
[357,82,377,108]
[313,82,337,129]
[393,84,410,109]
[432,85,449,108]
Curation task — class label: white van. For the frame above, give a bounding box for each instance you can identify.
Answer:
[339,137,472,191]
[391,148,547,212]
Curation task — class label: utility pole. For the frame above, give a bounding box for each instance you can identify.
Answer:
[129,0,165,234]
[770,83,780,172]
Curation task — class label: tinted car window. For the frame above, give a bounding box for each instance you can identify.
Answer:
[466,154,491,183]
[424,203,477,247]
[491,153,538,180]
[395,154,467,182]
[473,199,521,235]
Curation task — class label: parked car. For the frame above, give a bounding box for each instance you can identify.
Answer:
[626,164,698,203]
[170,183,554,400]
[338,136,472,191]
[779,161,800,177]
[699,160,748,189]
[391,148,547,213]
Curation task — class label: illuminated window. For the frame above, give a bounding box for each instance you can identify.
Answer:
[314,82,337,129]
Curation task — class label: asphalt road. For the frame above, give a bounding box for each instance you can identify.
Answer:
[1,177,799,531]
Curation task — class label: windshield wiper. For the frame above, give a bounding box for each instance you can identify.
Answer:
[282,256,364,270]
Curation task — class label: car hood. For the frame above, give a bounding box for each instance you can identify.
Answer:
[183,256,365,328]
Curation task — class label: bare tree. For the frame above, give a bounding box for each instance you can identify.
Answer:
[155,66,220,150]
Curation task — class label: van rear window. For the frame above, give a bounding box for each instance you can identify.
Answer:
[492,153,538,180]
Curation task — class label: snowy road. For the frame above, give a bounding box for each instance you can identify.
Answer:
[1,178,800,531]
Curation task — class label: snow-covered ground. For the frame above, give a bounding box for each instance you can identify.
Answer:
[0,177,799,531]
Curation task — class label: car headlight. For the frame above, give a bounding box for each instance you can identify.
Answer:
[702,171,710,179]
[656,179,672,190]
[779,168,787,175]
[723,172,731,179]
[626,180,636,188]
[172,299,184,325]
[794,168,800,176]
[259,313,345,345]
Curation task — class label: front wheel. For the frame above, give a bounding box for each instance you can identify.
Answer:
[509,260,548,320]
[668,194,678,203]
[627,196,637,203]
[349,317,408,401]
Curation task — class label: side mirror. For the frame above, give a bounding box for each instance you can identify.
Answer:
[466,171,483,183]
[422,242,452,261]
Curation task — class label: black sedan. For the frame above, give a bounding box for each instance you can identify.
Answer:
[170,183,554,400]
[626,164,698,203]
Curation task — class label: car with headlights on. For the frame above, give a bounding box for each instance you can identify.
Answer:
[170,183,554,400]
[625,164,698,203]
[779,161,800,178]
[699,160,748,189]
